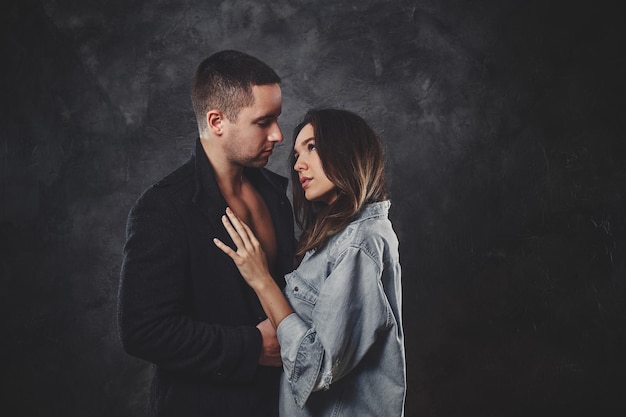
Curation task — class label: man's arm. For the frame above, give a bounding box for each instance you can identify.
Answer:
[117,189,270,382]
[256,318,281,367]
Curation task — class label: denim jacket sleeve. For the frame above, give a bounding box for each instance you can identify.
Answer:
[276,241,394,408]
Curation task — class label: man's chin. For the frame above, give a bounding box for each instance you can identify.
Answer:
[246,158,269,168]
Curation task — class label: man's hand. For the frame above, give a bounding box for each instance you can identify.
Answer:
[256,318,282,367]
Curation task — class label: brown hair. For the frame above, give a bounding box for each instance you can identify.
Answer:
[291,109,388,257]
[191,50,280,130]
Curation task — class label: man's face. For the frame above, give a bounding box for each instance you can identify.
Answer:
[222,84,283,168]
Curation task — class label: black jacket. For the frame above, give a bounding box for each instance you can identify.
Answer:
[118,139,295,416]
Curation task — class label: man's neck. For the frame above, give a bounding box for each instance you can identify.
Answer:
[200,138,246,196]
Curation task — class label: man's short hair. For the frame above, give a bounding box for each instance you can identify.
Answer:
[191,50,280,129]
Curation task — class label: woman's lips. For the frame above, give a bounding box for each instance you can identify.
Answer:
[300,177,312,189]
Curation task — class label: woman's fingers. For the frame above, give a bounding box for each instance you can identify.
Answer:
[225,207,264,253]
[214,207,271,287]
[238,217,261,247]
[213,237,237,260]
[218,207,262,256]
[221,214,246,250]
[214,236,248,269]
[225,207,252,246]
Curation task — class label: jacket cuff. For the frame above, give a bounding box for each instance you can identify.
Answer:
[277,313,323,408]
[219,325,263,382]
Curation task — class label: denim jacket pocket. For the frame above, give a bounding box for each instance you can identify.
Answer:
[285,270,319,306]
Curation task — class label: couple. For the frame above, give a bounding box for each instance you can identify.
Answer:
[118,50,406,417]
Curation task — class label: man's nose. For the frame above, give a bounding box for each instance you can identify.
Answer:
[269,123,283,143]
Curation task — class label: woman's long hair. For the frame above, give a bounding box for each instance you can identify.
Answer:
[291,109,388,257]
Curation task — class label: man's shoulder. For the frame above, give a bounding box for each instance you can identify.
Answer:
[153,157,195,190]
[134,158,195,209]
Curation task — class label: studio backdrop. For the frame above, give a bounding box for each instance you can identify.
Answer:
[1,0,625,416]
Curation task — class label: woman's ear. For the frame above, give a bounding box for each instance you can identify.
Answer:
[206,110,224,135]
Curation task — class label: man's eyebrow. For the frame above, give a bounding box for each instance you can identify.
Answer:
[252,111,281,123]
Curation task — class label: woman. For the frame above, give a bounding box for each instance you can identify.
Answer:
[214,109,405,416]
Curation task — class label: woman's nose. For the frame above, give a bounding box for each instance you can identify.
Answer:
[294,156,306,171]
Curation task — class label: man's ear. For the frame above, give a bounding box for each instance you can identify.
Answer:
[206,110,225,135]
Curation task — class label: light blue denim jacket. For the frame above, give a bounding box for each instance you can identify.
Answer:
[277,201,406,417]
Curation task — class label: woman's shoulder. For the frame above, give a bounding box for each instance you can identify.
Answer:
[329,201,398,255]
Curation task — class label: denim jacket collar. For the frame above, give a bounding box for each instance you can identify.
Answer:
[352,200,391,223]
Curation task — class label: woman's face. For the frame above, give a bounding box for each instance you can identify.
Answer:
[293,123,338,205]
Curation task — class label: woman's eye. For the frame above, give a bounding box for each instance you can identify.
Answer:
[308,143,316,151]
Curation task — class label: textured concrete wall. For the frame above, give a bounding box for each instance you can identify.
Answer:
[2,0,625,415]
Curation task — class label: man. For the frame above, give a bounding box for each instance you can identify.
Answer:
[118,50,295,417]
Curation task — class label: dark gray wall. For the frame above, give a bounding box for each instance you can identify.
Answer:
[2,0,624,416]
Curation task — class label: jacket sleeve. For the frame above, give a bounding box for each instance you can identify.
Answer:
[117,189,262,382]
[276,243,394,407]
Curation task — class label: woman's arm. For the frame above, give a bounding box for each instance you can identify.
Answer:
[213,207,294,329]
